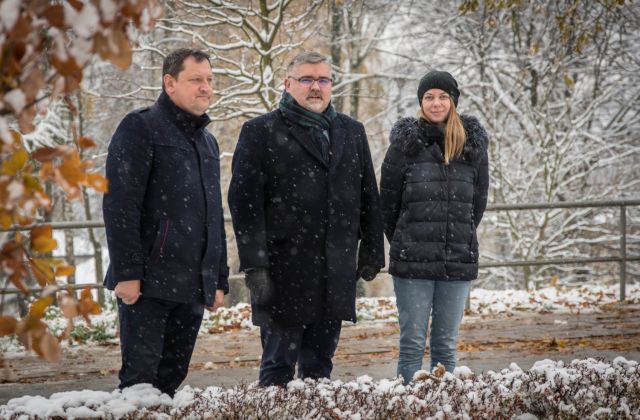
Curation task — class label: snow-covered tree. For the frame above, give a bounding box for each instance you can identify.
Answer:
[130,0,322,120]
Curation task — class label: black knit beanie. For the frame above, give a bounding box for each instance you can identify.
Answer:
[417,70,460,106]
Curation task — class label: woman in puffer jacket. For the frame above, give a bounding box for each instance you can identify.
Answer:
[380,70,489,383]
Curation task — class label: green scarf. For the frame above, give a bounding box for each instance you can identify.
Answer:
[279,91,337,163]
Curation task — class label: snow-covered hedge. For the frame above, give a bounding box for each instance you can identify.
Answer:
[2,358,638,419]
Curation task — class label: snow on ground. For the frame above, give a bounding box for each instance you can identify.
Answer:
[206,282,640,330]
[1,283,638,355]
[1,358,638,419]
[360,282,640,320]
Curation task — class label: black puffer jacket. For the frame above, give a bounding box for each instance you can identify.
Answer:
[380,115,489,281]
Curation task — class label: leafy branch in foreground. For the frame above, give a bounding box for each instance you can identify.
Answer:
[0,0,161,362]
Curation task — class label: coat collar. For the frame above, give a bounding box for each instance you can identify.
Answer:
[285,117,328,167]
[156,91,211,136]
[281,111,345,170]
[417,119,445,146]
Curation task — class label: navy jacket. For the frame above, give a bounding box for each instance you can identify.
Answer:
[380,116,489,281]
[103,92,229,306]
[228,109,385,326]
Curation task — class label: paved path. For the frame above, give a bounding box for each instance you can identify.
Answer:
[1,303,639,404]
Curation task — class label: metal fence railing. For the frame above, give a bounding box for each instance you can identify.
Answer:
[1,198,638,301]
[480,199,640,301]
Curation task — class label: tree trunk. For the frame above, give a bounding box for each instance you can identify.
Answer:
[350,77,360,120]
[76,91,106,305]
[330,0,344,113]
[63,200,76,286]
[82,188,104,305]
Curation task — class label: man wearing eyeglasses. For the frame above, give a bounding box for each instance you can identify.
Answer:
[229,51,384,386]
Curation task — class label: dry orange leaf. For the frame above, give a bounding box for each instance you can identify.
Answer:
[0,211,13,229]
[32,146,65,163]
[86,173,109,193]
[63,75,82,94]
[10,13,33,38]
[27,318,47,339]
[60,318,74,342]
[96,28,134,70]
[112,29,133,70]
[42,4,65,27]
[18,106,37,133]
[78,287,102,317]
[30,225,58,253]
[39,161,55,180]
[30,258,55,286]
[9,130,22,145]
[16,214,33,226]
[34,332,61,363]
[21,67,45,106]
[49,52,82,79]
[9,272,29,295]
[58,151,86,185]
[29,295,54,319]
[2,148,29,176]
[94,32,112,61]
[67,0,83,12]
[22,174,44,193]
[16,327,31,351]
[59,295,78,318]
[55,265,75,277]
[433,363,446,378]
[0,316,18,336]
[80,287,93,301]
[77,136,97,149]
[31,237,59,255]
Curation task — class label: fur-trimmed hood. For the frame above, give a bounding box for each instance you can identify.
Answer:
[389,115,488,157]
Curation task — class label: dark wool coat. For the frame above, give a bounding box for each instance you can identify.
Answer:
[103,92,229,306]
[228,109,385,326]
[380,115,489,281]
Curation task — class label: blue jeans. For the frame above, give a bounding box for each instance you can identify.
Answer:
[393,277,470,383]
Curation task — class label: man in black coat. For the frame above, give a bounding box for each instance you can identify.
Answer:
[228,51,385,386]
[103,48,229,397]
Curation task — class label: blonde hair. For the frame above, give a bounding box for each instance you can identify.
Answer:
[419,99,466,164]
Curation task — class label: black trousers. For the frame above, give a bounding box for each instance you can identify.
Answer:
[117,296,204,396]
[259,319,342,386]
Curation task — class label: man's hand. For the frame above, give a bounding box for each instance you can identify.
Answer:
[115,280,141,305]
[206,289,225,312]
[245,268,274,305]
[357,265,380,282]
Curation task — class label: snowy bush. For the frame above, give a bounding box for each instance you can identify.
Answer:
[2,358,638,419]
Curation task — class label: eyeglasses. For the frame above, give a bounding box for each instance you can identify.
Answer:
[288,76,333,88]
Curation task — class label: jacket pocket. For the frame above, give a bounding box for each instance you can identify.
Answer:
[389,240,405,261]
[149,219,171,261]
[469,228,479,260]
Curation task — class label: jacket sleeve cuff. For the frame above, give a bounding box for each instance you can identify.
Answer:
[238,250,269,272]
[111,264,144,283]
[216,275,230,294]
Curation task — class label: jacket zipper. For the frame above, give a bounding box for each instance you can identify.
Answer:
[444,163,450,276]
